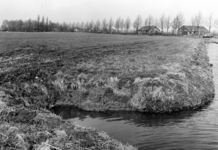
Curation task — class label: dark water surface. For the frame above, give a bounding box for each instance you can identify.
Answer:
[53,43,218,150]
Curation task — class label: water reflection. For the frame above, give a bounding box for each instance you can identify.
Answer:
[52,104,211,128]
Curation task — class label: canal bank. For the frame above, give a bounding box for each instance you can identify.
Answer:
[54,39,215,113]
[53,39,218,150]
[0,34,216,149]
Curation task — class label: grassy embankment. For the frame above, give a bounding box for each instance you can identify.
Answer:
[0,32,214,112]
[0,32,214,149]
[0,32,138,150]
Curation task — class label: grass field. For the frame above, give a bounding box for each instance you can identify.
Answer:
[0,32,214,149]
[0,32,214,112]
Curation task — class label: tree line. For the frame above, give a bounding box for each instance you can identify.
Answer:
[1,15,72,32]
[1,12,217,34]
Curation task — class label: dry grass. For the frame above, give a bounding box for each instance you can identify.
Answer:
[0,96,137,150]
[0,32,215,149]
[0,32,146,150]
[0,32,214,113]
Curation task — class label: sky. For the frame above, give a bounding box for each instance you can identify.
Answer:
[1,0,218,31]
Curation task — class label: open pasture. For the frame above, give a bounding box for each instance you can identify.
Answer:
[0,32,212,113]
[0,32,214,150]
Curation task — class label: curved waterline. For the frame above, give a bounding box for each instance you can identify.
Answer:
[53,42,218,150]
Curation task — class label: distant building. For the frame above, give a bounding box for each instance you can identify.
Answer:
[74,28,79,32]
[111,26,117,33]
[138,26,160,34]
[178,25,209,36]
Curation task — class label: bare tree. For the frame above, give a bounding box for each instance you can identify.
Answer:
[165,16,171,34]
[84,21,89,32]
[1,20,9,31]
[76,22,80,29]
[147,15,153,27]
[177,13,185,29]
[37,15,40,31]
[102,18,108,33]
[27,19,32,32]
[133,14,142,34]
[215,19,218,29]
[18,20,23,31]
[46,17,49,31]
[125,17,131,33]
[171,18,179,34]
[108,18,114,33]
[171,13,185,34]
[80,21,84,31]
[95,20,101,32]
[115,17,121,32]
[155,18,160,29]
[194,12,204,35]
[190,16,196,33]
[89,20,94,32]
[160,13,165,33]
[144,18,148,26]
[41,16,45,31]
[120,19,124,33]
[191,16,196,26]
[206,13,214,33]
[48,21,53,31]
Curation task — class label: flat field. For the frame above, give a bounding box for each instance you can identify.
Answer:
[0,32,213,113]
[0,32,200,77]
[0,32,214,149]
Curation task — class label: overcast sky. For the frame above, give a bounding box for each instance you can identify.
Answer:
[1,0,218,31]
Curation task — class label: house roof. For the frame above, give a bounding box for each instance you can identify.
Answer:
[179,25,209,32]
[138,26,160,31]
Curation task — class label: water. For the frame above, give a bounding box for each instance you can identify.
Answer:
[53,43,218,150]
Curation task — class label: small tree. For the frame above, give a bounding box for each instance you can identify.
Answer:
[160,13,165,33]
[27,19,32,32]
[37,15,40,31]
[154,18,160,29]
[80,21,84,32]
[172,13,185,34]
[206,13,214,33]
[120,19,124,33]
[177,13,185,30]
[95,20,101,32]
[115,17,121,32]
[190,16,196,34]
[144,18,148,26]
[18,20,23,31]
[89,20,94,32]
[84,21,89,32]
[102,18,108,33]
[125,17,131,33]
[171,18,178,34]
[46,17,49,32]
[147,15,153,27]
[108,18,114,33]
[41,16,45,32]
[165,16,171,34]
[1,20,9,31]
[194,12,204,36]
[133,14,142,34]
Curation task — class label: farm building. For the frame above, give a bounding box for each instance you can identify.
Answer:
[74,28,79,32]
[178,25,209,36]
[138,26,160,34]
